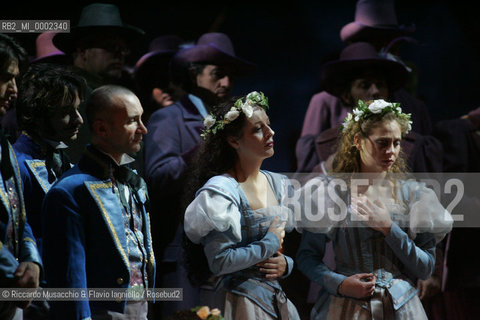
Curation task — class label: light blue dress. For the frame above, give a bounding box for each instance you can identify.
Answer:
[184,171,300,319]
[296,177,453,320]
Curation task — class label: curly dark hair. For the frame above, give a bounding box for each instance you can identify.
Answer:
[0,34,28,75]
[16,63,87,136]
[180,95,251,286]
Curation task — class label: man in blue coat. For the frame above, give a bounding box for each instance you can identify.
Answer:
[42,85,155,320]
[13,63,86,257]
[143,32,256,317]
[0,34,42,320]
[13,61,86,320]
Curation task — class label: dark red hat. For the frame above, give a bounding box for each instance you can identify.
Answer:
[172,32,256,76]
[134,35,186,92]
[53,3,144,54]
[135,35,186,71]
[320,42,408,96]
[340,0,415,44]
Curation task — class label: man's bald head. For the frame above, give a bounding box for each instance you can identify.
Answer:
[85,84,135,132]
[86,84,146,162]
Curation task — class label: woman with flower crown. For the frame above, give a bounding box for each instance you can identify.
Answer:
[296,99,453,319]
[183,91,300,319]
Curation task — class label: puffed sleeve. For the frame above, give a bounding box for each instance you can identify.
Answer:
[404,181,453,242]
[184,185,281,276]
[184,189,242,244]
[382,180,454,280]
[278,173,298,232]
[294,175,347,236]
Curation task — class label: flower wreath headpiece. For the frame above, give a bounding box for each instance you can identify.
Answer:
[342,99,413,134]
[201,91,269,139]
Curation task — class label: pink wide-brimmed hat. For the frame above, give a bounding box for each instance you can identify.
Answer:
[172,32,256,76]
[31,32,70,65]
[340,0,415,44]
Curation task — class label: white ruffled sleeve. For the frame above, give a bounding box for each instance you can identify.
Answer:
[278,174,298,232]
[294,176,345,237]
[406,181,453,242]
[184,189,241,244]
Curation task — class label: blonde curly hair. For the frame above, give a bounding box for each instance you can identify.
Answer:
[332,100,411,174]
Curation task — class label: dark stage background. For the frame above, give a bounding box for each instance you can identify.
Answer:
[5,0,480,172]
[4,1,480,318]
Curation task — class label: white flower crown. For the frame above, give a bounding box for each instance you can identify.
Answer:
[201,91,269,139]
[342,99,413,134]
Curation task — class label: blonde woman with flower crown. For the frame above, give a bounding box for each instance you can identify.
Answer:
[296,99,453,319]
[183,92,300,319]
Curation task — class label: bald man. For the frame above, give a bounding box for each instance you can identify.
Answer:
[42,85,155,320]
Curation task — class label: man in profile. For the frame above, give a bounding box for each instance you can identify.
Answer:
[42,85,155,320]
[0,33,42,320]
[53,2,145,163]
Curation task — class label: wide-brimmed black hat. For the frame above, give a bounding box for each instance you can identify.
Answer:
[53,3,144,54]
[340,0,415,44]
[172,32,256,76]
[320,42,408,96]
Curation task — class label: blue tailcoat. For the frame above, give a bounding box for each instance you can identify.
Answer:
[0,137,42,284]
[13,134,61,257]
[42,146,155,320]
